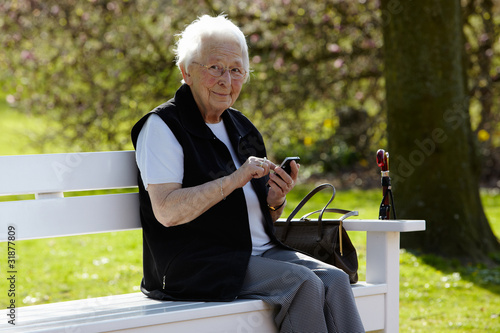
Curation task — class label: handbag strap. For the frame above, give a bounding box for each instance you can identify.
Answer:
[280,183,336,242]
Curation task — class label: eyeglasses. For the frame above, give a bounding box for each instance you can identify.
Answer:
[192,62,247,80]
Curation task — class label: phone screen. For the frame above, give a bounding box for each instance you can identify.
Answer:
[280,157,300,175]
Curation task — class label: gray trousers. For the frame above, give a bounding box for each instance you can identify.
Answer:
[238,247,365,333]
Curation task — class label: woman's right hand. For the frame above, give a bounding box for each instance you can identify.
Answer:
[230,156,275,188]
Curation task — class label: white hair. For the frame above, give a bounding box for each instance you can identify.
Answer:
[174,15,250,82]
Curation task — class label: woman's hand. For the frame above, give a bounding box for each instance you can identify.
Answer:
[229,156,276,188]
[228,156,299,221]
[230,156,299,204]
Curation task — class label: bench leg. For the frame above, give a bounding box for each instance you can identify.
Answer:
[366,231,401,333]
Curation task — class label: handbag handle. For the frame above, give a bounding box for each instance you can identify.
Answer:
[298,208,359,256]
[299,208,359,221]
[280,183,336,242]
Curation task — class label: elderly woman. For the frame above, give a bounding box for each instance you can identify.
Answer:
[131,15,364,333]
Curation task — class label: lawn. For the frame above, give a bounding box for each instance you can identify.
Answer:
[0,98,43,155]
[1,102,499,332]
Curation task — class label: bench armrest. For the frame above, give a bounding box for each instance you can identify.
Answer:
[277,219,426,233]
[343,219,426,232]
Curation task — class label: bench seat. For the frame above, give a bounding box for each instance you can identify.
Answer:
[0,283,388,333]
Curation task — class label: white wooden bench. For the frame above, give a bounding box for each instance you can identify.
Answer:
[0,151,425,332]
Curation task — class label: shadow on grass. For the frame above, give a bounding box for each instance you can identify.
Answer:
[408,249,500,296]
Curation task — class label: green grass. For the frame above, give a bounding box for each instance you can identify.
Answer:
[0,93,81,155]
[1,99,499,331]
[0,102,43,155]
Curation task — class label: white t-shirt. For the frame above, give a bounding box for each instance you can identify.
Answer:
[136,114,274,255]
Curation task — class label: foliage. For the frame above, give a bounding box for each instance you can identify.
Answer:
[0,0,187,151]
[0,0,499,180]
[225,0,385,173]
[463,0,500,186]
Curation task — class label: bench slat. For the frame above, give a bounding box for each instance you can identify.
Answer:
[0,285,390,332]
[0,285,389,332]
[0,151,137,196]
[351,282,388,297]
[0,193,140,241]
[1,293,276,333]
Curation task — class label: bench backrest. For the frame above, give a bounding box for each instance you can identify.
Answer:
[0,151,140,241]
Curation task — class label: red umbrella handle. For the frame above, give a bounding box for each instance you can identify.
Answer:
[377,149,391,219]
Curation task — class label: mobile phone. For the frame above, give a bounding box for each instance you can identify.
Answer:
[279,157,300,175]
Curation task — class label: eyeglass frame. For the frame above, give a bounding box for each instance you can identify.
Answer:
[191,61,247,80]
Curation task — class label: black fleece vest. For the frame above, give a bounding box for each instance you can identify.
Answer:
[131,84,277,301]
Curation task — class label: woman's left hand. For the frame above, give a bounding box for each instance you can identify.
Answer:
[267,160,300,208]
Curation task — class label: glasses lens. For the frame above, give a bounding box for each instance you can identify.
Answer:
[230,68,245,79]
[204,64,245,79]
[207,65,222,77]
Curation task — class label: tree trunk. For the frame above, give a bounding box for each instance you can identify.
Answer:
[381,0,500,263]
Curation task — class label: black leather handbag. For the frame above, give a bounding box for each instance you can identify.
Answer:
[274,183,359,284]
